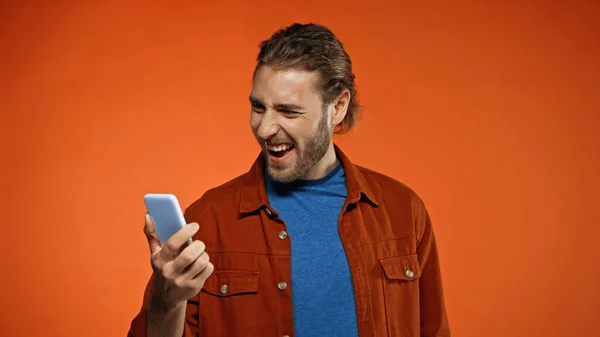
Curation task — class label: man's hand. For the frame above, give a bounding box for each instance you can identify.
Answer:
[143,213,214,336]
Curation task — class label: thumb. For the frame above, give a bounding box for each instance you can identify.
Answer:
[143,213,162,255]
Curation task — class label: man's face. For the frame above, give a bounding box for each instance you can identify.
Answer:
[249,65,333,183]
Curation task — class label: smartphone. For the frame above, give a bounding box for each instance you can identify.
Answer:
[143,193,192,246]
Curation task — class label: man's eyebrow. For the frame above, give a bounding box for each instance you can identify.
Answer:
[273,103,305,111]
[249,96,264,107]
[249,96,305,112]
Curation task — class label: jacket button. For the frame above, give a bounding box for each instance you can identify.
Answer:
[220,284,229,294]
[278,231,288,240]
[265,208,273,217]
[278,281,287,290]
[405,269,414,279]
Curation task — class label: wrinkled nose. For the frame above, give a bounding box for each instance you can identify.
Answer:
[255,113,280,140]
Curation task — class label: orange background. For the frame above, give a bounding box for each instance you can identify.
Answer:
[1,1,599,336]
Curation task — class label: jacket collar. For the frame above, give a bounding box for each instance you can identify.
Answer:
[239,144,379,214]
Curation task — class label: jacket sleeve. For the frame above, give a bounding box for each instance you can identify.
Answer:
[415,203,451,337]
[127,273,200,337]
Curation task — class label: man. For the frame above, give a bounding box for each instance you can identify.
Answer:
[128,23,450,337]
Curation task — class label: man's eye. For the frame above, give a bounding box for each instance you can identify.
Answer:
[252,107,265,113]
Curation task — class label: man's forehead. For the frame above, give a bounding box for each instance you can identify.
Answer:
[251,66,320,104]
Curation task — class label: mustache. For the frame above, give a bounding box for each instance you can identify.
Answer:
[261,139,294,145]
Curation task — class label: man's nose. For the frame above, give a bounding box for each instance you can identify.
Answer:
[256,112,280,140]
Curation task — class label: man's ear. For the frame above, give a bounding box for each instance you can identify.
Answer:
[331,89,350,126]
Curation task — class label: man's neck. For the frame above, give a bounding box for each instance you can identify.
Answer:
[303,144,338,180]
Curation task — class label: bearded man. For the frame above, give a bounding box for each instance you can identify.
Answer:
[128,22,451,337]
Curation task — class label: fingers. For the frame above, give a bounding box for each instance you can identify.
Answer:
[162,242,212,289]
[144,213,162,255]
[169,260,214,300]
[173,240,207,274]
[193,260,214,283]
[188,253,211,279]
[159,222,200,261]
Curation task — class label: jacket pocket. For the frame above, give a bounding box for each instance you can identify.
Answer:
[202,269,260,297]
[379,254,422,281]
[379,254,421,337]
[198,268,276,337]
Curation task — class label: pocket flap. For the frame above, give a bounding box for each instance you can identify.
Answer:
[379,254,422,281]
[202,270,260,297]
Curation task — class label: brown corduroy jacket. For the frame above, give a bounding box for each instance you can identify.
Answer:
[128,145,451,337]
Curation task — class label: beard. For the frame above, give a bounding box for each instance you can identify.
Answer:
[262,111,331,184]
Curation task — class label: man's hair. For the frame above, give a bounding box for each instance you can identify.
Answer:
[254,23,362,134]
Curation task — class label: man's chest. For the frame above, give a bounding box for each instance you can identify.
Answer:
[191,201,420,334]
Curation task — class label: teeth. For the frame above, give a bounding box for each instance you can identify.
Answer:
[267,144,293,152]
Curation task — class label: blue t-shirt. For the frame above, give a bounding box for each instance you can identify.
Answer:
[265,162,359,337]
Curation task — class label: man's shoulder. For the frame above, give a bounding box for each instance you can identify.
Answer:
[183,170,250,215]
[354,164,427,209]
[354,164,432,237]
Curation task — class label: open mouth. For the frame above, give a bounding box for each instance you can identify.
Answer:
[267,143,295,158]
